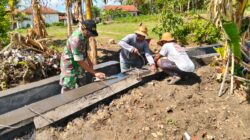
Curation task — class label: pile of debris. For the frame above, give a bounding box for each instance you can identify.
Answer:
[0,33,60,91]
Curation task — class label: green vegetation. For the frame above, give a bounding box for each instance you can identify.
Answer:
[97,21,158,40]
[101,9,131,21]
[16,26,70,40]
[113,14,158,23]
[246,5,250,15]
[15,20,158,41]
[0,0,10,47]
[51,22,65,27]
[187,18,221,44]
[153,8,220,45]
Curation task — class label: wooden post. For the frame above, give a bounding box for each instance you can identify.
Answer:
[65,0,72,37]
[86,0,92,20]
[86,0,97,65]
[78,0,83,22]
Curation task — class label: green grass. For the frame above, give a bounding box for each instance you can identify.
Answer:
[97,21,158,40]
[14,15,159,45]
[245,6,250,16]
[15,21,158,41]
[14,26,74,40]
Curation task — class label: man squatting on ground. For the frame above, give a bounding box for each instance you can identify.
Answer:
[118,24,157,72]
[60,20,106,93]
[154,32,195,84]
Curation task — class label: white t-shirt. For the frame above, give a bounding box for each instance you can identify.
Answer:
[159,42,195,72]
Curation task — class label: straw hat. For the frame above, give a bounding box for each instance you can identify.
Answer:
[157,32,175,45]
[135,25,148,37]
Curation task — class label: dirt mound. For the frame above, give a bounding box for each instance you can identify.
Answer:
[35,66,250,140]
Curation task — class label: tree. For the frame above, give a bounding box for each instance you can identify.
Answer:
[86,0,92,19]
[32,0,48,38]
[65,0,73,37]
[85,0,97,65]
[0,0,10,47]
[73,0,83,22]
[8,0,19,29]
[92,6,101,18]
[103,0,109,5]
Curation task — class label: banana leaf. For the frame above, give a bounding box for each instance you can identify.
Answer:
[222,21,242,59]
[214,46,227,59]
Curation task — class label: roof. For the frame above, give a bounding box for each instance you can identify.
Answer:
[104,5,139,12]
[21,6,60,14]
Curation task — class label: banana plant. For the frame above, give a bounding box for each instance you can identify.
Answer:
[209,0,249,96]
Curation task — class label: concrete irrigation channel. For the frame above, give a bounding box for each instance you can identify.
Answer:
[0,45,221,140]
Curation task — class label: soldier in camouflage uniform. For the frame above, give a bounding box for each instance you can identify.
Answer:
[60,20,105,93]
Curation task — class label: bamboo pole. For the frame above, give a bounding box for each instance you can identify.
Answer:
[229,53,235,95]
[218,47,230,97]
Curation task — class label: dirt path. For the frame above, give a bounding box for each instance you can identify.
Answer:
[35,66,250,140]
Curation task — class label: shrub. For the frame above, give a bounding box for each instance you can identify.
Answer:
[187,18,221,44]
[45,23,50,27]
[152,9,190,44]
[26,24,31,28]
[51,22,64,26]
[114,14,158,23]
[153,8,221,45]
[101,9,131,22]
[0,1,10,47]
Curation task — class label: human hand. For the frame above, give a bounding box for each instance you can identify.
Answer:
[132,48,139,54]
[94,72,106,80]
[150,64,157,73]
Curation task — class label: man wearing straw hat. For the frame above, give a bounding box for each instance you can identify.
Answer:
[154,32,195,84]
[118,24,156,72]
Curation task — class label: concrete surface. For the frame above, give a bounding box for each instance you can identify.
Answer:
[0,61,120,115]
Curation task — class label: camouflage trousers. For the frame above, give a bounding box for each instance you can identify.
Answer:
[60,75,86,94]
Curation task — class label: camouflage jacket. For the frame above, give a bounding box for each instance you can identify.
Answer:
[60,28,89,88]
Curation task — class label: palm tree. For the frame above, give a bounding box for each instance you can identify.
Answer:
[32,0,47,38]
[65,0,73,37]
[73,0,83,22]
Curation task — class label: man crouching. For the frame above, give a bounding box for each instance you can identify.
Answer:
[154,32,195,84]
[118,24,156,72]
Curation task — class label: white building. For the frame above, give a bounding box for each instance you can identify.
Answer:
[18,6,64,28]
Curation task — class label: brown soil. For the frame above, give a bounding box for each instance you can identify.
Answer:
[35,65,250,140]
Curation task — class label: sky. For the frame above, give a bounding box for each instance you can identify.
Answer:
[19,0,120,12]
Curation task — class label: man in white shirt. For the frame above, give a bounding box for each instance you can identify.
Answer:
[154,32,195,84]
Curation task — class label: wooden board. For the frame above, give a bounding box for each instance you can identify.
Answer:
[34,77,140,129]
[0,76,126,130]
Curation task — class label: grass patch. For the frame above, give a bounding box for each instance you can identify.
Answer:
[97,21,158,40]
[14,16,158,44]
[245,6,250,16]
[14,26,73,40]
